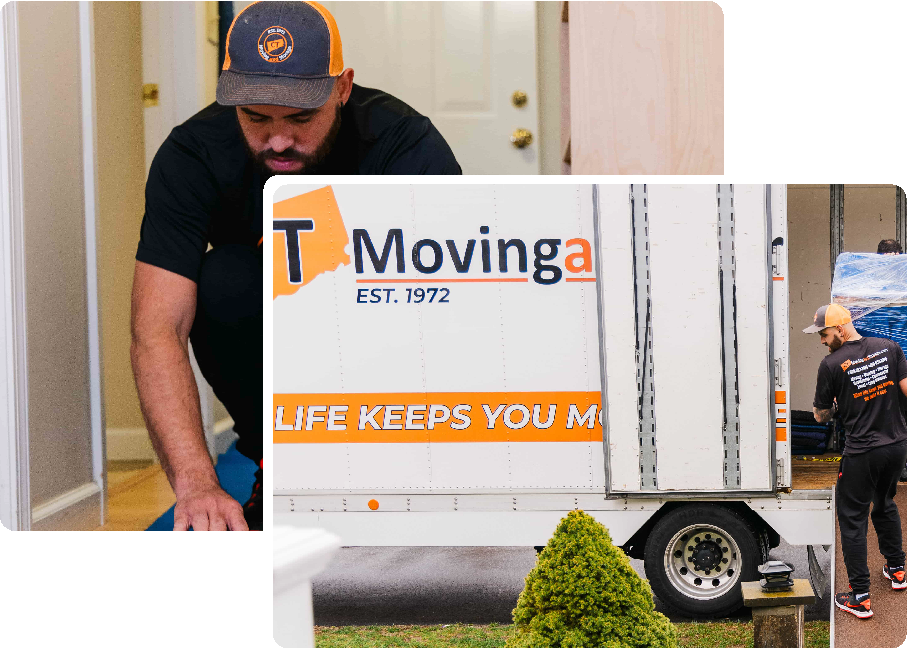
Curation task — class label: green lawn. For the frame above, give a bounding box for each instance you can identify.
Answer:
[315,621,830,648]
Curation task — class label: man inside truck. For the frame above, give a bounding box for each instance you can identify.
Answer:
[806,303,907,618]
[131,1,460,532]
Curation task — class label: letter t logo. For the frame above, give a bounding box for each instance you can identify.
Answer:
[274,219,315,284]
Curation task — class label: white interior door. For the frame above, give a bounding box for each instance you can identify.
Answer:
[320,1,540,175]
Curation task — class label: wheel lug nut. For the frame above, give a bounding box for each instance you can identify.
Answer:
[705,534,712,540]
[722,547,728,553]
[694,537,701,543]
[722,558,728,564]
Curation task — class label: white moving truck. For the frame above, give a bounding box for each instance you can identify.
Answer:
[269,182,832,617]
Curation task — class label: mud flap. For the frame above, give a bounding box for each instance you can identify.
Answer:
[807,544,829,599]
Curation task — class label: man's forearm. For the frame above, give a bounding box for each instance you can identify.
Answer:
[131,333,217,496]
[814,406,834,423]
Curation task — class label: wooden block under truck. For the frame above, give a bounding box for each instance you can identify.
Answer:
[269,181,832,617]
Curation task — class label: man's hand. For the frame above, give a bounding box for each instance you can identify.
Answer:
[174,483,248,531]
[132,261,248,529]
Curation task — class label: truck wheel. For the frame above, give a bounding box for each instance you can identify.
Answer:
[643,504,765,618]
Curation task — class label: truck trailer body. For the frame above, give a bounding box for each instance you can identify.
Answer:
[269,181,832,616]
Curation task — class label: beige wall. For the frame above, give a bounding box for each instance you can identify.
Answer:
[94,2,146,432]
[17,1,95,507]
[787,184,899,411]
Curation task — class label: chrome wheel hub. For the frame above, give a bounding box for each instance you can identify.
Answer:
[663,523,742,600]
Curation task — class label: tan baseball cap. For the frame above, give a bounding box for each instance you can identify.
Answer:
[802,303,852,333]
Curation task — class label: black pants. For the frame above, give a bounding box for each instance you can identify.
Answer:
[189,244,263,465]
[837,442,907,593]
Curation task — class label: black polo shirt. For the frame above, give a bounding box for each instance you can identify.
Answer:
[136,84,460,282]
[814,337,907,455]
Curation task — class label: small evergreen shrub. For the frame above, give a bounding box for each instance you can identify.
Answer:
[507,510,679,648]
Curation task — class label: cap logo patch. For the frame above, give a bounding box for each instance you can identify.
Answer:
[258,26,294,63]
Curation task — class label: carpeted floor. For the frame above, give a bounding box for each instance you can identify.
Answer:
[145,442,258,531]
[835,482,907,647]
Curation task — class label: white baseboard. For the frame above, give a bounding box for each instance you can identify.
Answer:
[107,419,237,462]
[106,426,157,462]
[31,481,102,530]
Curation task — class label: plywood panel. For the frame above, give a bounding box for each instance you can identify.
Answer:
[569,2,723,174]
[734,186,772,490]
[648,185,724,490]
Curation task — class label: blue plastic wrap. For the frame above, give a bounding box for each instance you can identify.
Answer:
[831,252,907,351]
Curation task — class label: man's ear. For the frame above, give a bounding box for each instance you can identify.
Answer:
[335,68,354,105]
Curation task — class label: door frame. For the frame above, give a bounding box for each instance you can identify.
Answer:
[0,1,29,531]
[0,1,107,530]
[79,0,108,525]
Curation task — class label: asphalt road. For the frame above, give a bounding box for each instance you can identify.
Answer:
[312,540,831,625]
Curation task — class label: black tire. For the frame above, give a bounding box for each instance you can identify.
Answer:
[643,504,766,618]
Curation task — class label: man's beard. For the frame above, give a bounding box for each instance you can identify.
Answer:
[827,335,844,352]
[245,104,341,177]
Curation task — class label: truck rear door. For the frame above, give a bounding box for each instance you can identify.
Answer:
[599,184,790,494]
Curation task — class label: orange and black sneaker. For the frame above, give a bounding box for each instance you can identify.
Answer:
[834,590,872,619]
[242,462,263,531]
[883,564,907,590]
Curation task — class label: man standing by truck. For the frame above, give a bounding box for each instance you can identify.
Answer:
[806,303,907,618]
[132,0,460,531]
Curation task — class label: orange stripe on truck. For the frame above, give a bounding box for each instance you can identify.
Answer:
[776,427,787,441]
[775,391,787,404]
[274,391,603,444]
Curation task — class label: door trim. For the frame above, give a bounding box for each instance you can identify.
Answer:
[79,1,108,525]
[0,1,30,531]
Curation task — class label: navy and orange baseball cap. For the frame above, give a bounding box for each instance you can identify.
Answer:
[216,1,344,110]
[803,303,852,333]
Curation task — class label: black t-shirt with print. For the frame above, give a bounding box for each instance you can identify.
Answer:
[136,84,460,283]
[814,337,907,455]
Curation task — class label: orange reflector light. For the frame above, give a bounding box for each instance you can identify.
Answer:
[368,499,379,511]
